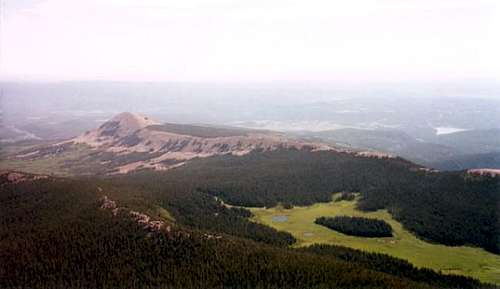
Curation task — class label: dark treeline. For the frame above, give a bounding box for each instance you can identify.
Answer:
[335,191,356,202]
[315,216,393,237]
[119,148,500,254]
[0,178,494,289]
[158,189,296,246]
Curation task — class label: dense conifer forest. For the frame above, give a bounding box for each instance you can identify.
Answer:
[0,176,496,289]
[119,148,500,254]
[315,216,393,237]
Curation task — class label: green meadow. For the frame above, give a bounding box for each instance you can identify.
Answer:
[0,144,96,177]
[248,195,500,284]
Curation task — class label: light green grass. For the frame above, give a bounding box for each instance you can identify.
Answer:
[248,195,500,284]
[0,144,100,176]
[152,206,176,223]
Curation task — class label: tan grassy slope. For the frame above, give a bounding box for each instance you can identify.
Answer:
[3,112,335,175]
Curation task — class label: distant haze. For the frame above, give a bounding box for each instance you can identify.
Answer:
[1,81,499,134]
[1,0,499,82]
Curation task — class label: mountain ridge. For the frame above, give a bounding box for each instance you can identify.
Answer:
[8,112,337,174]
[6,112,498,176]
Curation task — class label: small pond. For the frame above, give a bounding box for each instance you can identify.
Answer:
[272,215,288,222]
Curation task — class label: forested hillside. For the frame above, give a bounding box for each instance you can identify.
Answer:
[118,148,500,254]
[430,151,500,170]
[0,175,494,289]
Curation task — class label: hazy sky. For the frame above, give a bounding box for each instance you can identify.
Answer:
[1,0,499,82]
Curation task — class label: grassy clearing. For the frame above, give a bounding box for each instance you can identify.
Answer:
[248,195,500,284]
[151,206,176,223]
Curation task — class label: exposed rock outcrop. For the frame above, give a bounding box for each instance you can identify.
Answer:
[99,195,171,233]
[100,195,117,210]
[0,170,48,185]
[355,151,394,159]
[130,211,167,232]
[467,169,500,177]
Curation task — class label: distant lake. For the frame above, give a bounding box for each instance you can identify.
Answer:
[435,126,468,135]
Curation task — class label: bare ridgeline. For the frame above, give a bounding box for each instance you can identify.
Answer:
[11,112,397,175]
